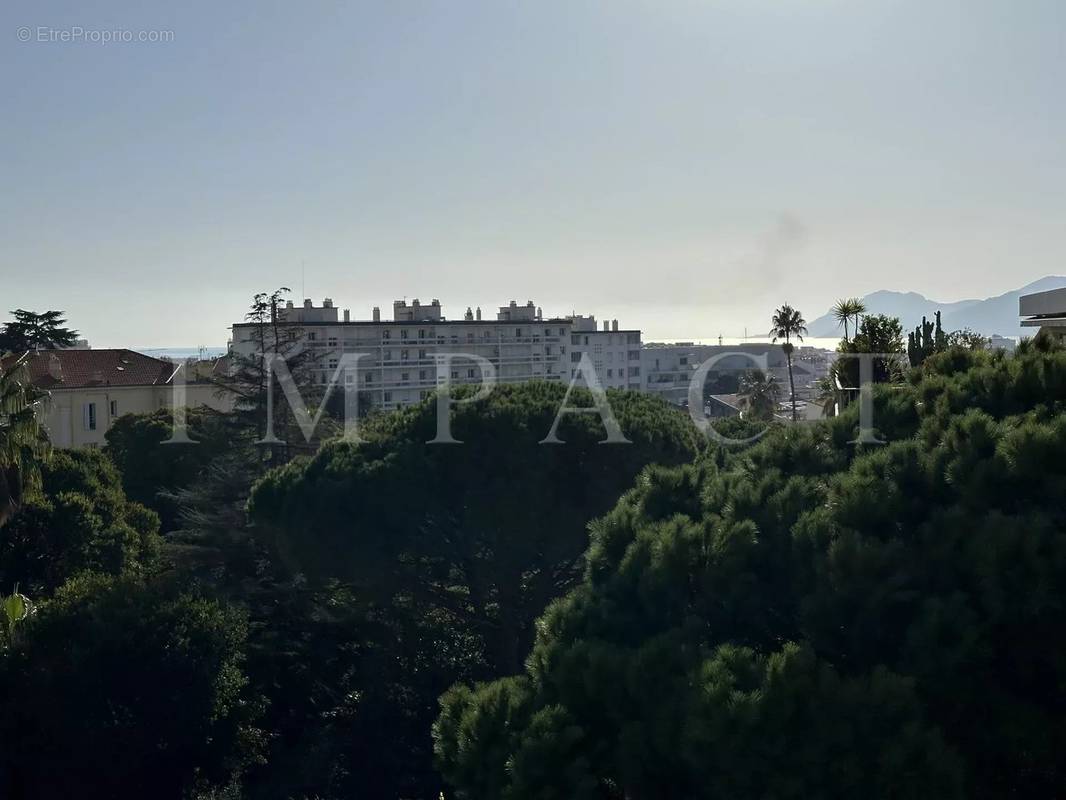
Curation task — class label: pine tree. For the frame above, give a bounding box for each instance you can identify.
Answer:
[0,310,79,353]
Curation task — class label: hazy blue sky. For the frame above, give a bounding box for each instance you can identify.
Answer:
[3,0,1064,346]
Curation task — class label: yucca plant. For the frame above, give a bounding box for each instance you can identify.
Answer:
[0,353,49,528]
[831,297,866,343]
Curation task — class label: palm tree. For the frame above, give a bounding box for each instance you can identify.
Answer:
[848,298,867,338]
[770,304,808,422]
[832,299,851,342]
[831,297,867,343]
[737,369,780,421]
[0,354,48,528]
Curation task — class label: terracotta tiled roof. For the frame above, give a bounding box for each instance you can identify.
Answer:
[1,349,176,390]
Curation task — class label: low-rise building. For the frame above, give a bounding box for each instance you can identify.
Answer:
[988,334,1017,353]
[8,349,228,448]
[641,342,830,407]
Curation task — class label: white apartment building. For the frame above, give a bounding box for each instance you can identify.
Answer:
[230,298,645,412]
[232,298,573,412]
[566,315,643,391]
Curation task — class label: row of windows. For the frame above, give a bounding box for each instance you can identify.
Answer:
[326,352,562,373]
[329,366,558,386]
[570,334,642,346]
[375,344,563,361]
[567,369,639,379]
[313,343,567,363]
[569,366,641,379]
[306,327,571,343]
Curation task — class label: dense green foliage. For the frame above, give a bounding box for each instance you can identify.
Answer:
[0,573,261,800]
[0,445,261,799]
[0,353,48,528]
[0,449,162,595]
[435,338,1066,799]
[245,383,700,796]
[837,312,906,385]
[6,320,1066,799]
[237,581,477,800]
[105,408,229,531]
[250,382,701,673]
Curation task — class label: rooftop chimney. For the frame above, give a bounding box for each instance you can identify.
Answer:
[373,306,381,322]
[323,297,334,308]
[603,320,609,331]
[476,306,482,321]
[303,298,313,309]
[464,307,474,321]
[612,319,619,331]
[343,309,350,322]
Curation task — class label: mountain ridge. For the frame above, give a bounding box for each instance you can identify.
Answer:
[807,276,1066,338]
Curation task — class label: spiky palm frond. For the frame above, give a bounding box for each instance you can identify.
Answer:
[737,369,780,421]
[770,304,808,345]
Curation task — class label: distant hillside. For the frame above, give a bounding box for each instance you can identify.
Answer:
[808,276,1066,338]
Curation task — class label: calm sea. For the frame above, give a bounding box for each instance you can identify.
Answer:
[134,347,228,361]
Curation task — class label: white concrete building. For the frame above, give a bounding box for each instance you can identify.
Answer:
[1020,287,1066,341]
[566,315,642,391]
[230,297,647,412]
[232,298,575,412]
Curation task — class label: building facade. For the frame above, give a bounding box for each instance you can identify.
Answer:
[641,342,830,408]
[230,298,644,412]
[8,349,227,448]
[1020,287,1066,341]
[566,315,643,391]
